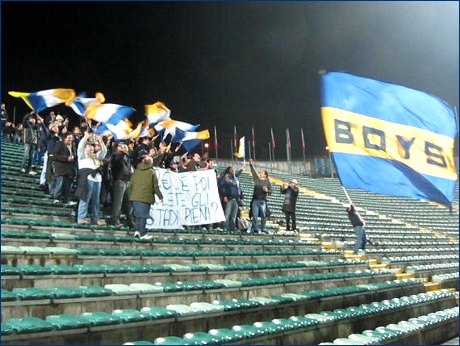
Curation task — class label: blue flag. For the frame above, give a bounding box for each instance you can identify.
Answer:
[321,72,458,209]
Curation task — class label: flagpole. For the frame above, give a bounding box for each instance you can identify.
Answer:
[13,106,16,124]
[247,139,251,159]
[214,126,218,160]
[268,142,272,162]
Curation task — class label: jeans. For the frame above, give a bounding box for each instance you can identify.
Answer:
[132,201,151,236]
[77,179,101,222]
[251,199,267,231]
[354,225,367,254]
[53,175,73,202]
[284,211,296,231]
[223,199,239,231]
[39,152,48,185]
[21,143,37,172]
[111,180,132,225]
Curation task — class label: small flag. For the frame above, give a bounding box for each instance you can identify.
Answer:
[178,128,210,152]
[234,136,245,159]
[9,88,76,113]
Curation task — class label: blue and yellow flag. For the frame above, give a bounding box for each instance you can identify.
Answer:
[321,72,457,208]
[9,88,76,113]
[234,136,246,159]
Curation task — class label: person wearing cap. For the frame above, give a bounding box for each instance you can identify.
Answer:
[281,179,300,232]
[129,155,164,240]
[345,202,367,255]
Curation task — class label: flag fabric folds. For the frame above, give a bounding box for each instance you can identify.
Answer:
[154,119,200,142]
[70,92,105,116]
[145,101,171,127]
[286,128,291,151]
[175,128,210,152]
[301,128,306,151]
[234,136,245,159]
[214,126,219,150]
[8,88,76,113]
[321,71,458,208]
[270,128,276,151]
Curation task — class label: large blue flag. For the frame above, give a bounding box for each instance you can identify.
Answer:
[321,72,458,208]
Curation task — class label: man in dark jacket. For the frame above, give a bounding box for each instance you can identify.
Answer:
[20,111,41,175]
[345,202,367,254]
[220,166,244,232]
[110,142,134,228]
[281,179,299,232]
[129,155,163,240]
[52,132,77,205]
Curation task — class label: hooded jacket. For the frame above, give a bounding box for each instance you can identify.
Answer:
[129,162,163,205]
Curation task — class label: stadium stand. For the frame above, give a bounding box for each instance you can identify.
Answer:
[1,140,458,344]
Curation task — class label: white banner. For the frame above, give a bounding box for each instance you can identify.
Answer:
[146,168,225,229]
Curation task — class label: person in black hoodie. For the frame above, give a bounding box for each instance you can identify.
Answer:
[345,202,367,254]
[20,111,42,175]
[110,142,134,228]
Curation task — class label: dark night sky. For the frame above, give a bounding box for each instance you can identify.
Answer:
[1,1,458,160]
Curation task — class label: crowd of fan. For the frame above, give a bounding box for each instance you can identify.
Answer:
[1,107,254,234]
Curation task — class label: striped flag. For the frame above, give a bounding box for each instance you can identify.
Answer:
[8,88,76,113]
[234,136,245,159]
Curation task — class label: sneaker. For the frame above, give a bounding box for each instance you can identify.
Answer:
[115,223,124,228]
[78,219,89,225]
[67,201,78,206]
[139,234,153,240]
[96,220,107,226]
[133,231,140,238]
[28,171,37,175]
[20,168,26,173]
[53,199,60,204]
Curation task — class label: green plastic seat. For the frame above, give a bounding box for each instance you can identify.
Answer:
[104,284,140,295]
[74,264,106,274]
[12,287,52,300]
[123,341,155,345]
[232,324,259,339]
[76,285,113,297]
[182,331,215,345]
[165,304,200,316]
[130,283,164,294]
[7,317,54,334]
[80,311,122,327]
[1,322,14,336]
[207,328,237,343]
[189,302,225,313]
[46,314,89,330]
[49,247,78,255]
[1,245,23,254]
[48,265,80,275]
[213,279,242,288]
[1,265,21,276]
[139,306,177,320]
[164,264,192,272]
[154,336,191,345]
[1,289,18,302]
[18,265,53,276]
[112,309,150,323]
[46,287,83,299]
